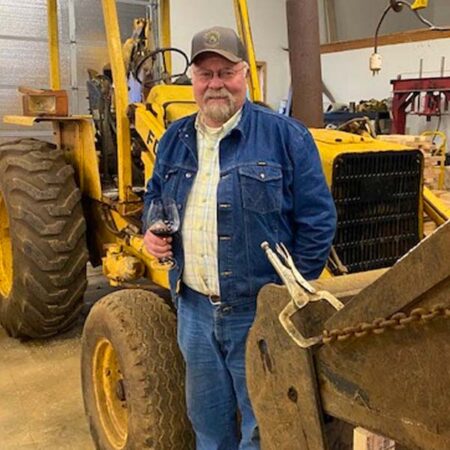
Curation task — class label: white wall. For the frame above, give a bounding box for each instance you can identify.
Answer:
[321,38,450,137]
[170,0,290,109]
[0,0,291,128]
[0,0,149,142]
[331,0,450,42]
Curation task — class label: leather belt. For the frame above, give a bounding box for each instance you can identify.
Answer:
[181,283,221,305]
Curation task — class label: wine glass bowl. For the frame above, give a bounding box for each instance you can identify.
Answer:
[145,198,180,268]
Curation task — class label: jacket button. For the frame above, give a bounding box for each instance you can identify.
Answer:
[185,173,192,178]
[260,173,265,179]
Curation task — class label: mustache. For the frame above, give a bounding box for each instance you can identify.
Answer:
[203,88,233,101]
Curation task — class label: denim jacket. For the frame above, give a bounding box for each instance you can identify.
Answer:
[144,100,337,301]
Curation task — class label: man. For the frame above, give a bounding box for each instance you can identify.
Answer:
[143,26,336,450]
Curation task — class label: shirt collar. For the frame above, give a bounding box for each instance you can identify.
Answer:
[195,107,243,138]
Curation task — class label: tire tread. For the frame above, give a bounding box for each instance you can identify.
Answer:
[82,290,195,449]
[0,139,88,338]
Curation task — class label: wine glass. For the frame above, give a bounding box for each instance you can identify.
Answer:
[145,198,180,268]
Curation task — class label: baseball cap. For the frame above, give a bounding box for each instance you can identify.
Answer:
[190,26,248,64]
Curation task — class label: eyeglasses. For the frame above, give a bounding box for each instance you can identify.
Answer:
[192,65,247,82]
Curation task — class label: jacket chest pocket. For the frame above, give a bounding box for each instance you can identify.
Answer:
[161,167,181,198]
[239,164,282,214]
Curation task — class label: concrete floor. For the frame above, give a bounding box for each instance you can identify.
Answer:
[0,266,118,450]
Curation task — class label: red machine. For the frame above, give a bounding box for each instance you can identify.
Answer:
[391,76,450,133]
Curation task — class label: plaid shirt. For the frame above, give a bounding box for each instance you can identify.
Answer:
[181,109,242,296]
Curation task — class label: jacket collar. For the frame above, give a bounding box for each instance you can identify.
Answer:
[177,115,198,162]
[234,99,250,139]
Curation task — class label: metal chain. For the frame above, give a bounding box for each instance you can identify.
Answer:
[322,304,450,345]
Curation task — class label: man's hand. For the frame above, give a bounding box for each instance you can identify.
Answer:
[143,230,173,259]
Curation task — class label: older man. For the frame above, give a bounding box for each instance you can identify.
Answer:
[144,26,336,450]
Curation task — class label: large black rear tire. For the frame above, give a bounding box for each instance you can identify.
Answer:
[81,289,194,450]
[0,139,88,338]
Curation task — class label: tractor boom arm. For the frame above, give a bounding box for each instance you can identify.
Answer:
[247,220,450,450]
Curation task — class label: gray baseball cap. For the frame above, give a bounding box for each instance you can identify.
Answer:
[190,26,248,64]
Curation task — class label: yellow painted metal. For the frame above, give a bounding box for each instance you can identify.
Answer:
[411,0,429,10]
[127,236,169,288]
[88,202,169,289]
[423,186,450,227]
[93,338,128,449]
[310,128,424,236]
[233,0,262,102]
[144,84,197,120]
[3,115,38,126]
[160,0,172,75]
[3,115,92,126]
[106,208,133,233]
[136,84,197,179]
[0,191,13,298]
[141,150,157,185]
[134,105,162,181]
[99,207,169,288]
[310,129,423,185]
[101,0,133,204]
[134,102,165,139]
[102,244,145,286]
[47,0,61,90]
[57,119,102,200]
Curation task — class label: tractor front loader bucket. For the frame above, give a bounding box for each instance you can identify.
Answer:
[247,220,450,450]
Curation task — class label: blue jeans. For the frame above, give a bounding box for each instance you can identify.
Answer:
[177,285,260,450]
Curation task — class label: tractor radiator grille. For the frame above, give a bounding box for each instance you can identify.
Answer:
[332,150,423,273]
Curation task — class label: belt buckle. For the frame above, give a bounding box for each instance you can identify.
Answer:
[208,294,221,306]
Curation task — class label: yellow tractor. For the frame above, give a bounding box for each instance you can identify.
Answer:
[0,0,449,448]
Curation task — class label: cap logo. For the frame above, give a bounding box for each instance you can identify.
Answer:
[204,31,220,48]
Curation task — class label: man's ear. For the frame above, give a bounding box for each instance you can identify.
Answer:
[243,63,250,78]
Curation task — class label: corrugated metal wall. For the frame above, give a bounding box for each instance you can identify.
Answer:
[0,0,148,144]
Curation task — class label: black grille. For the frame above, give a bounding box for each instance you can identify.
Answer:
[332,150,423,273]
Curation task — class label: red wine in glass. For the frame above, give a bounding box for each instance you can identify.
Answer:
[149,219,177,238]
[145,198,180,268]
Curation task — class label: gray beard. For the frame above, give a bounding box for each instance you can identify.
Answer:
[201,88,237,124]
[202,101,236,124]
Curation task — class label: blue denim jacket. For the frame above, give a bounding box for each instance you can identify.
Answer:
[144,100,336,301]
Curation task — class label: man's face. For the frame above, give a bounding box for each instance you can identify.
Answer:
[191,54,248,127]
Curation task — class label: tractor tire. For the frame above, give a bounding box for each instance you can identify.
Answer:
[0,138,88,338]
[81,289,194,450]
